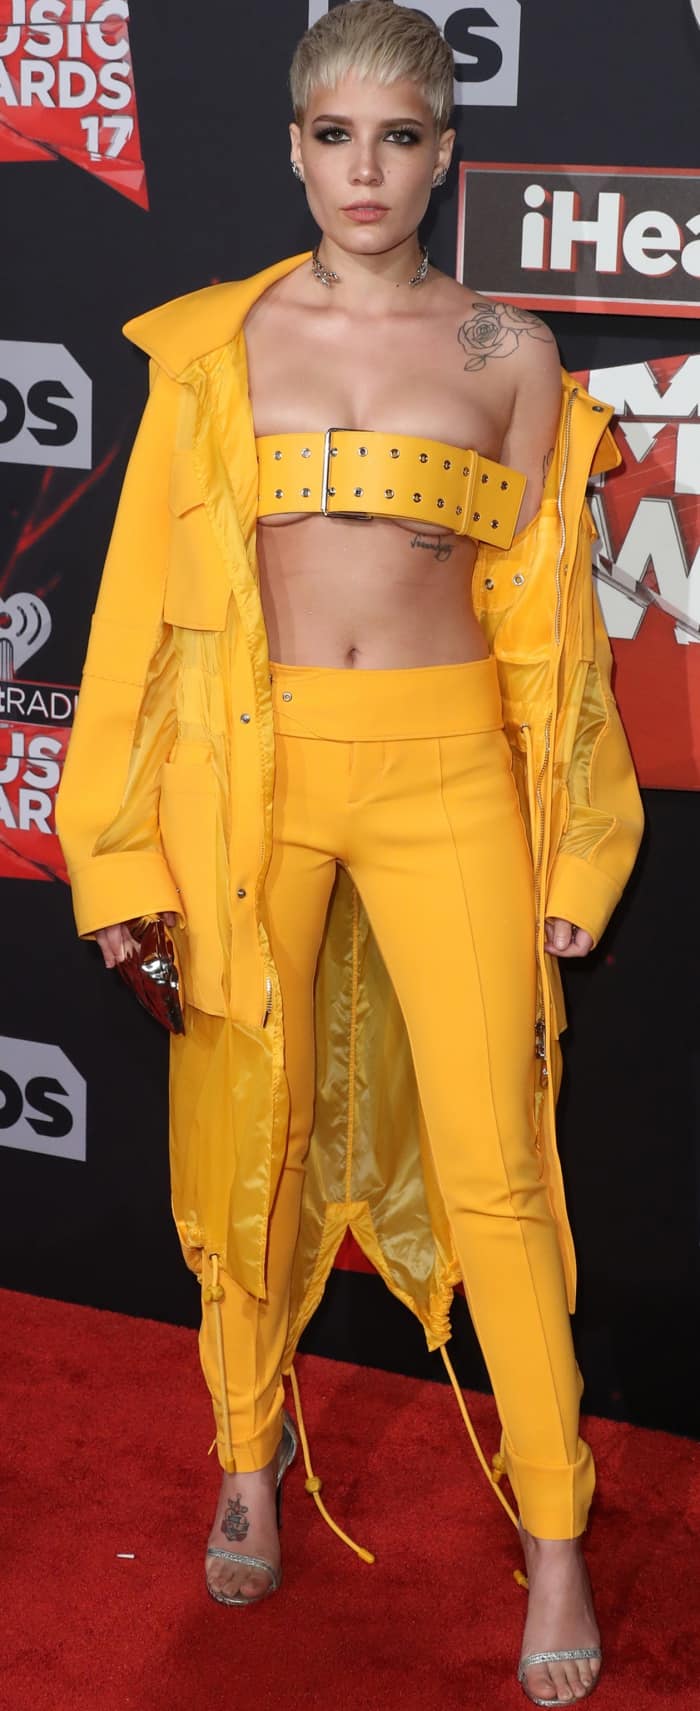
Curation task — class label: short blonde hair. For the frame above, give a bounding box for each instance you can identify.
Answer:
[290,2,454,134]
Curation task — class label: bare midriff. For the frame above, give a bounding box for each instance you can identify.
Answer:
[244,270,519,671]
[257,512,485,669]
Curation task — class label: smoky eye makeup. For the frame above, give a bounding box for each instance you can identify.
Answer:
[312,125,423,145]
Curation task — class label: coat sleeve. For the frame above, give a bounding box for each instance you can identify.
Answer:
[56,361,183,937]
[545,571,644,946]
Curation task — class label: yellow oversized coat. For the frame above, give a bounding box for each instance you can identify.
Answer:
[57,252,644,1368]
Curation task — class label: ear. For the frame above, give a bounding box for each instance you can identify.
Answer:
[436,126,457,174]
[289,120,302,169]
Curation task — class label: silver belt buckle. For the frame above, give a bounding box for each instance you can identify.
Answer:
[321,426,373,522]
[321,427,340,516]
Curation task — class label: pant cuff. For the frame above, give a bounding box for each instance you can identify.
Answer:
[503,1434,596,1539]
[213,1408,284,1475]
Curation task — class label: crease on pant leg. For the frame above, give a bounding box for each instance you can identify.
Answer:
[434,735,587,1534]
[202,1250,286,1473]
[202,1251,236,1473]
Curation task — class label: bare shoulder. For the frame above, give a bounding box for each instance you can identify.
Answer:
[439,278,557,376]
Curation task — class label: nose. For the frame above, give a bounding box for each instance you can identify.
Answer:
[350,144,383,186]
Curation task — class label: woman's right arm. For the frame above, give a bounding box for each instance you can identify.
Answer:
[56,360,183,943]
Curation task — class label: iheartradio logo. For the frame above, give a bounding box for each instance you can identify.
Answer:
[521,185,700,281]
[457,164,700,318]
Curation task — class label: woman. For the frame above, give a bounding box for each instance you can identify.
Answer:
[56,4,643,1704]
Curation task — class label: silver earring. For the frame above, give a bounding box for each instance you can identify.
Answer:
[432,168,447,188]
[291,161,305,183]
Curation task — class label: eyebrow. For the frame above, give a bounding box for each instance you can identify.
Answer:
[311,114,426,127]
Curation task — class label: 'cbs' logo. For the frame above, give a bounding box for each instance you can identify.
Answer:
[0,341,92,469]
[0,1037,86,1161]
[307,2,521,107]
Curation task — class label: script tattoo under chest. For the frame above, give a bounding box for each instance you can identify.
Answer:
[410,533,454,562]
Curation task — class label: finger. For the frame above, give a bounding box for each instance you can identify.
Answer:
[96,923,132,968]
[561,928,594,958]
[121,924,141,958]
[550,932,595,959]
[545,916,573,953]
[95,925,122,969]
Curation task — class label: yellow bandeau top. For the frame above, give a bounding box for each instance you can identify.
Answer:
[256,429,526,547]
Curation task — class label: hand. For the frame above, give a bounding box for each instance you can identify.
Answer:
[544,917,594,959]
[95,911,177,970]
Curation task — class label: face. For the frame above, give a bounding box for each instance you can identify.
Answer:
[289,74,455,257]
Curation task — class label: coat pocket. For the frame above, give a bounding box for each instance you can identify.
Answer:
[159,749,226,1015]
[164,451,231,631]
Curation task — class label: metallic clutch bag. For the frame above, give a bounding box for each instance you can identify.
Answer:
[116,915,185,1034]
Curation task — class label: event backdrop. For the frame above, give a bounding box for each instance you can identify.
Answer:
[1,1,699,1440]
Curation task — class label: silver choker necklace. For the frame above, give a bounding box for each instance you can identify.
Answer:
[311,243,429,289]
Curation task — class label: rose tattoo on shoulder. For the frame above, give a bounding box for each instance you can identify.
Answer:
[458,300,555,371]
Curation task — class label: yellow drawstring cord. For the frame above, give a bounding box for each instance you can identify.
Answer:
[288,1362,375,1565]
[440,1345,519,1528]
[203,1253,235,1471]
[440,1345,528,1587]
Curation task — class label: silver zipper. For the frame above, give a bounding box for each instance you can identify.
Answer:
[522,387,577,1091]
[533,713,551,913]
[261,974,272,1027]
[553,387,577,646]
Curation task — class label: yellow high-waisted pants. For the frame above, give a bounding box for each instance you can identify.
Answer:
[199,655,595,1539]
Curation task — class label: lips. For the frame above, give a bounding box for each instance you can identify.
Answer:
[341,204,389,222]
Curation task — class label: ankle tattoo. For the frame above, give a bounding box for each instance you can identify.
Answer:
[221,1496,250,1542]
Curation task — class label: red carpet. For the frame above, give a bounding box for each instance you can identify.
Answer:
[2,1290,699,1711]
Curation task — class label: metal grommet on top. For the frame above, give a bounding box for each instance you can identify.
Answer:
[390,448,400,458]
[354,487,364,498]
[592,404,605,412]
[437,498,445,508]
[513,572,525,586]
[484,577,495,591]
[236,887,246,898]
[274,488,283,499]
[443,458,452,470]
[273,450,282,461]
[385,488,395,499]
[282,690,293,702]
[481,472,489,483]
[240,712,251,723]
[412,492,422,502]
[358,446,368,456]
[301,447,311,457]
[301,487,311,497]
[500,479,509,490]
[419,452,428,463]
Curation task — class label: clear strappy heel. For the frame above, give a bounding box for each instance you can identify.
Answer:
[205,1410,298,1607]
